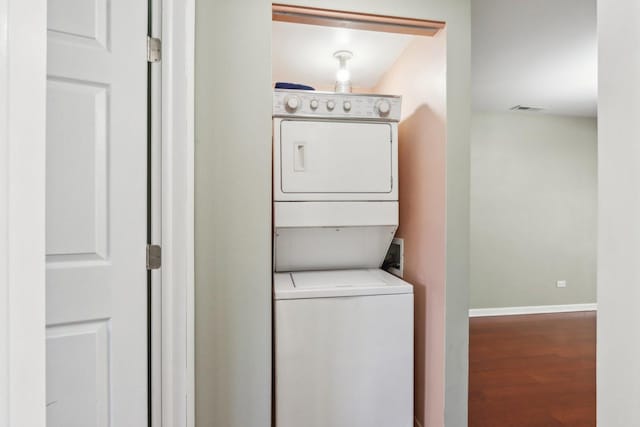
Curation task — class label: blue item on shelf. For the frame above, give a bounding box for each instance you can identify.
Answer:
[275,82,315,91]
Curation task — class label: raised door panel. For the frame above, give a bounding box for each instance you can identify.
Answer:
[48,0,109,48]
[46,321,110,427]
[46,79,108,263]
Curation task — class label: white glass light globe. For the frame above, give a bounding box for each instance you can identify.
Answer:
[336,68,350,83]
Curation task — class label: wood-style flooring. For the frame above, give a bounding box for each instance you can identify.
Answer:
[469,311,596,427]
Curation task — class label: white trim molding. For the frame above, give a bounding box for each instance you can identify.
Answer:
[0,0,47,426]
[469,303,598,317]
[159,0,195,426]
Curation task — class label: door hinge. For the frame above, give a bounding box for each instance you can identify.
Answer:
[146,244,161,270]
[147,36,161,63]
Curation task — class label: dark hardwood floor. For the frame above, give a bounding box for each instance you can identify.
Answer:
[469,311,596,427]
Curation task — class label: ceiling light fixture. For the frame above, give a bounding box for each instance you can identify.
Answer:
[334,50,353,93]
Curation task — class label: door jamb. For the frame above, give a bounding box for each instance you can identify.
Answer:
[153,0,195,426]
[0,0,47,426]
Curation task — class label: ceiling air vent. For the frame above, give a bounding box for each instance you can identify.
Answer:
[510,105,544,112]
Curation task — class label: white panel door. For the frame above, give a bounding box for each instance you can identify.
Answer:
[45,0,148,426]
[279,120,393,194]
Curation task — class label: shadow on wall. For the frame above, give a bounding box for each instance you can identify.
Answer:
[397,103,446,427]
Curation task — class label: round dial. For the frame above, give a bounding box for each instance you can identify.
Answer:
[343,100,352,111]
[376,99,391,116]
[310,99,319,110]
[285,96,300,111]
[326,100,336,111]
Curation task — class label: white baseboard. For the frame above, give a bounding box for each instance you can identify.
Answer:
[469,303,597,317]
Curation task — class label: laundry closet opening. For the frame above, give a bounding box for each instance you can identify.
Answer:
[271,6,449,426]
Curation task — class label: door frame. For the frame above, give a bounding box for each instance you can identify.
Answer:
[153,0,196,425]
[0,0,195,425]
[0,0,47,426]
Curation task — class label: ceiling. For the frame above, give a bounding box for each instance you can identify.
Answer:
[472,0,597,117]
[273,2,596,117]
[272,21,414,90]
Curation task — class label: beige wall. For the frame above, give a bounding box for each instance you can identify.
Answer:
[375,33,447,427]
[470,112,597,309]
[598,2,640,425]
[195,1,470,426]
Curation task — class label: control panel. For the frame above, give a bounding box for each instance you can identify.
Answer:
[273,89,402,122]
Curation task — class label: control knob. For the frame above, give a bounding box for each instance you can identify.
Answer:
[326,100,336,111]
[310,99,319,110]
[285,96,300,112]
[376,99,391,117]
[343,100,352,112]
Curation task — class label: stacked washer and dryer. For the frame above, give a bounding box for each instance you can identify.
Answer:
[273,89,414,427]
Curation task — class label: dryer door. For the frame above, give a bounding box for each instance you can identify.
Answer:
[279,120,393,194]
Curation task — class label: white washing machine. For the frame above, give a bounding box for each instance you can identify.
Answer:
[274,269,413,427]
[272,89,413,427]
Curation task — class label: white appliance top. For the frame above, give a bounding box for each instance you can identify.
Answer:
[274,269,413,300]
[273,89,402,122]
